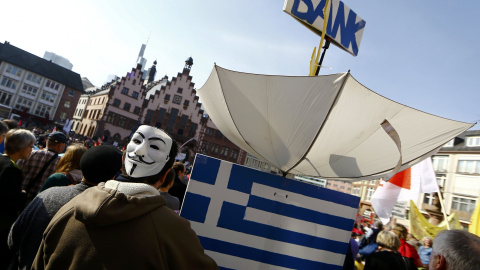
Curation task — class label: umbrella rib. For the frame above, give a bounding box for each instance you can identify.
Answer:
[215,66,272,165]
[284,72,350,176]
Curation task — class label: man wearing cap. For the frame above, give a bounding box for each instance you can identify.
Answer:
[18,131,67,203]
[32,125,218,270]
[8,145,123,270]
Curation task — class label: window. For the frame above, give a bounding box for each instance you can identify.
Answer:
[64,101,71,108]
[352,186,360,196]
[206,128,215,136]
[166,108,179,131]
[179,115,188,129]
[457,160,480,174]
[211,143,219,154]
[60,112,67,121]
[165,94,170,100]
[423,193,435,205]
[230,149,239,159]
[45,80,60,91]
[444,139,454,147]
[132,79,136,85]
[432,156,449,172]
[452,196,476,213]
[6,64,23,76]
[107,112,116,123]
[15,97,34,111]
[118,116,126,127]
[132,91,139,99]
[40,90,56,103]
[1,77,18,90]
[173,95,182,104]
[188,123,197,137]
[177,88,183,93]
[122,87,129,95]
[366,187,375,201]
[221,147,229,157]
[215,131,223,139]
[466,137,480,147]
[133,106,141,115]
[202,141,210,153]
[21,84,38,97]
[68,89,74,96]
[0,91,12,106]
[26,73,42,84]
[123,102,131,112]
[184,100,189,106]
[145,109,154,125]
[34,103,51,117]
[113,99,120,107]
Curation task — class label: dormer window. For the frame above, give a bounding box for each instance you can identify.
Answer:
[444,139,454,147]
[466,137,480,147]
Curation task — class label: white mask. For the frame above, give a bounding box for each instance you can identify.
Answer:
[124,125,173,178]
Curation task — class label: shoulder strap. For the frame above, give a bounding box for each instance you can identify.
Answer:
[25,153,58,193]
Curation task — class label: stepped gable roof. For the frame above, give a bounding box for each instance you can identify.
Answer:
[0,41,84,91]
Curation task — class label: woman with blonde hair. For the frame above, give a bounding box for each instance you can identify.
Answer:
[364,231,416,270]
[39,144,87,191]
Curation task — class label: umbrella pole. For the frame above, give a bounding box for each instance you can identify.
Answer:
[437,191,451,230]
[315,39,330,76]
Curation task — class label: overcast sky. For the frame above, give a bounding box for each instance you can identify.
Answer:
[1,0,479,129]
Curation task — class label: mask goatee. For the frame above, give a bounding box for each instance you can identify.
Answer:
[129,163,137,176]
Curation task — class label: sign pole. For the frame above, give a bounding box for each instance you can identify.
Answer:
[315,39,330,75]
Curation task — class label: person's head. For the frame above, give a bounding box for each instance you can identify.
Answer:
[407,233,415,240]
[56,144,87,173]
[47,132,68,153]
[0,121,8,144]
[172,162,186,179]
[80,145,123,184]
[374,220,383,230]
[2,119,18,129]
[422,236,433,247]
[376,230,401,250]
[430,230,480,270]
[392,223,408,240]
[122,125,178,185]
[159,168,176,190]
[4,129,36,160]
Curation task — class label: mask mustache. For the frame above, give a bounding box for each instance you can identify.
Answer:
[127,153,155,165]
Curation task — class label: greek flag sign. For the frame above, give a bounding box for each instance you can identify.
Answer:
[181,155,360,269]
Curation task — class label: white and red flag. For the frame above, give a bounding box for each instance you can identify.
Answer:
[371,157,439,223]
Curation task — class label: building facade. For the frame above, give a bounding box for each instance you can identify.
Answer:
[0,42,83,129]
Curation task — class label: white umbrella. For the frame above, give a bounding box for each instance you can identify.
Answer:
[197,65,474,180]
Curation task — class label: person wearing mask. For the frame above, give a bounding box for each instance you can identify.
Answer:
[31,125,218,270]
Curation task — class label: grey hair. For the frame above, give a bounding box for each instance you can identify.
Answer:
[432,230,480,270]
[4,129,36,154]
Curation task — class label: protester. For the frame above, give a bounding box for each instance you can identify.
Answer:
[39,143,86,192]
[364,231,416,270]
[343,232,359,270]
[0,129,35,269]
[418,236,433,269]
[359,220,383,258]
[169,161,188,208]
[8,145,122,270]
[429,230,480,270]
[392,223,422,267]
[158,169,180,211]
[32,125,218,269]
[18,131,67,203]
[0,120,15,154]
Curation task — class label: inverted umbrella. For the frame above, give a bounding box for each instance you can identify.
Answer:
[198,65,474,180]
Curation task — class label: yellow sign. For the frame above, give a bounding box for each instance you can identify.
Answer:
[409,200,461,240]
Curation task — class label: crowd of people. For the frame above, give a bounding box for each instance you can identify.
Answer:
[344,219,480,270]
[2,119,480,269]
[1,122,215,269]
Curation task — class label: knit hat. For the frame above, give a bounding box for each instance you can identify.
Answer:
[80,145,122,183]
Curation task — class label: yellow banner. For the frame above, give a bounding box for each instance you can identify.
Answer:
[409,200,461,239]
[469,201,480,236]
